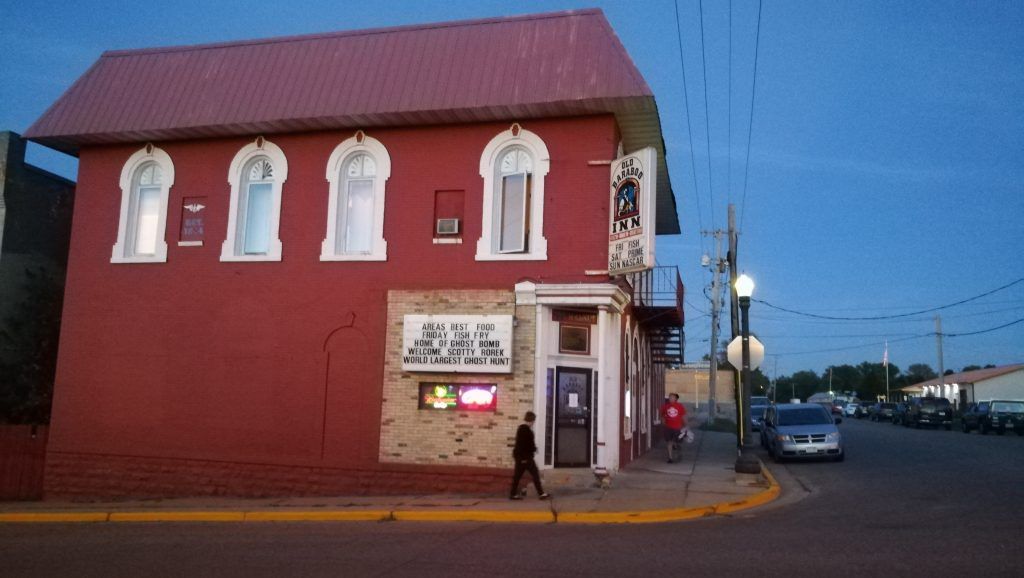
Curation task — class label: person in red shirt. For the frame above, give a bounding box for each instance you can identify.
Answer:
[660,393,687,463]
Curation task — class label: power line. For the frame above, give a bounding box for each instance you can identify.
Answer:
[673,0,707,253]
[753,298,1024,313]
[738,0,763,233]
[765,316,1024,357]
[945,317,1024,337]
[760,331,922,339]
[727,0,733,208]
[773,333,929,357]
[697,0,717,226]
[754,277,1024,321]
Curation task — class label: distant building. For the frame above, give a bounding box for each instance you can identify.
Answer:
[25,10,686,498]
[666,363,736,414]
[0,131,75,422]
[901,364,1024,407]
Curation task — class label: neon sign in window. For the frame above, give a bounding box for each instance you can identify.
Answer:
[418,383,497,411]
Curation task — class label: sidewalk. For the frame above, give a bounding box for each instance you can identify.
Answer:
[0,424,778,525]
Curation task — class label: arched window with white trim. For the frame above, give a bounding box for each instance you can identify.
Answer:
[112,145,174,263]
[221,138,287,262]
[623,321,633,440]
[477,125,549,261]
[321,133,390,261]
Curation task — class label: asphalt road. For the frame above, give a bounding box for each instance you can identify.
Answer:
[3,418,1023,577]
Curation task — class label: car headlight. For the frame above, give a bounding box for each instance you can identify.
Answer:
[775,434,793,442]
[826,432,841,442]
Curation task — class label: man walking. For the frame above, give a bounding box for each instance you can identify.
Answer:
[510,411,549,500]
[660,393,687,463]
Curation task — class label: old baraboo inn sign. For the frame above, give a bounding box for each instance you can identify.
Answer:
[402,315,513,373]
[608,147,657,276]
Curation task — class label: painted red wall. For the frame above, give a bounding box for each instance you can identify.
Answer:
[50,116,621,483]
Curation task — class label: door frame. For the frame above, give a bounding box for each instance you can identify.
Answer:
[554,365,593,467]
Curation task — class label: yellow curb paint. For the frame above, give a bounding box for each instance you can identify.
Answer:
[0,462,784,525]
[714,461,781,515]
[0,512,109,523]
[557,506,716,524]
[244,510,391,522]
[391,509,555,523]
[109,511,245,522]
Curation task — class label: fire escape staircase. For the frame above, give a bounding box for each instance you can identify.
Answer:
[628,266,685,366]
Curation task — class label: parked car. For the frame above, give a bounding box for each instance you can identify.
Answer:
[871,402,896,422]
[762,403,844,462]
[961,400,1024,435]
[831,403,845,415]
[903,397,953,430]
[843,402,859,417]
[751,396,771,432]
[855,401,874,419]
[892,402,911,425]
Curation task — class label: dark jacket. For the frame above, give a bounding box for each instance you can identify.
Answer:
[513,423,537,461]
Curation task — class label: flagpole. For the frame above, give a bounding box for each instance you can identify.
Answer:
[884,340,890,401]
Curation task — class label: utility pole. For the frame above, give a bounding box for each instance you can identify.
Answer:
[702,229,727,421]
[936,315,945,397]
[727,205,739,340]
[726,204,741,434]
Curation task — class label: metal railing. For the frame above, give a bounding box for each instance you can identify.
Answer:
[629,266,684,317]
[630,266,685,365]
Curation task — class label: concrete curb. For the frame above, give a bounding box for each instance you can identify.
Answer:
[0,463,781,525]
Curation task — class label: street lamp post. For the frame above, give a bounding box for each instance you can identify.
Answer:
[735,274,755,448]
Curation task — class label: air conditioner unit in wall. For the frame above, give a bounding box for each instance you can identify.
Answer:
[436,218,460,235]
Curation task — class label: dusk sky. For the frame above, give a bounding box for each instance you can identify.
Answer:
[2,0,1021,380]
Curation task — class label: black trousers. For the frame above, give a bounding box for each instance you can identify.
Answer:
[510,457,544,496]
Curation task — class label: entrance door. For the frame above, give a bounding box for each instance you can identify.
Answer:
[555,367,592,467]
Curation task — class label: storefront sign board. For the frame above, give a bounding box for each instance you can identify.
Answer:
[402,315,513,373]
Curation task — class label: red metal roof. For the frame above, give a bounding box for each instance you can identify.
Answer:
[24,9,679,234]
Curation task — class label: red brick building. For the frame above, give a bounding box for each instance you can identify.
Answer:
[26,9,684,498]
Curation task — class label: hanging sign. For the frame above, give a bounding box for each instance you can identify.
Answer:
[402,315,513,373]
[608,147,657,275]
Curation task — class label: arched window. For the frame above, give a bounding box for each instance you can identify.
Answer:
[112,145,174,263]
[623,322,633,440]
[321,133,390,261]
[240,157,275,254]
[221,138,287,261]
[633,335,641,436]
[477,126,549,261]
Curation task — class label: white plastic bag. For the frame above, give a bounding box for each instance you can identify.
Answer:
[677,427,695,444]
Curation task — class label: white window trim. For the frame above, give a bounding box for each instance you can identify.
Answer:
[221,138,287,262]
[111,145,174,264]
[476,127,549,261]
[623,320,633,440]
[321,134,390,261]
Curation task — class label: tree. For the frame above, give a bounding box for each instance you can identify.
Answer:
[775,370,821,402]
[750,368,770,394]
[857,361,896,399]
[962,365,982,372]
[822,364,861,394]
[905,363,937,385]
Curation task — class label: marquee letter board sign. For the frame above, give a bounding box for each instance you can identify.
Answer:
[608,147,657,276]
[402,315,513,373]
